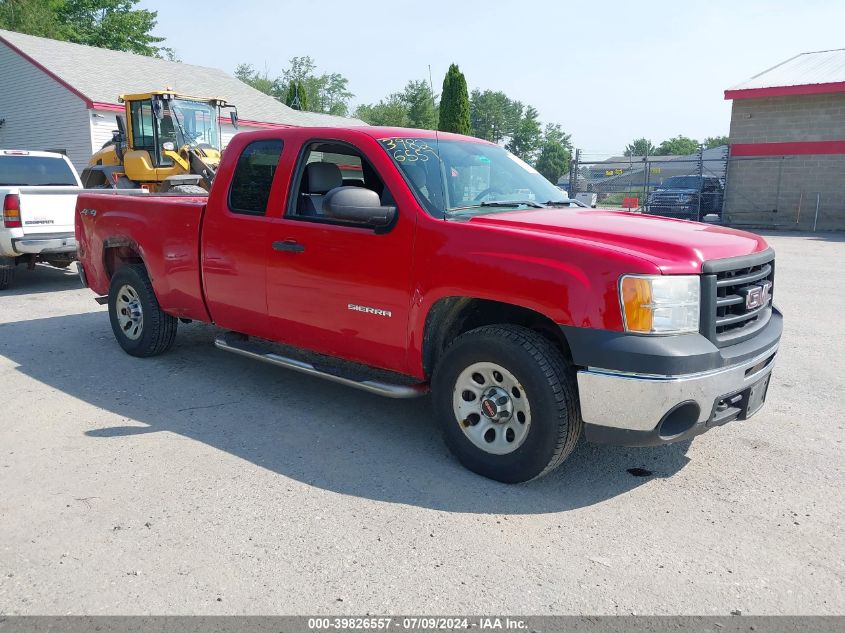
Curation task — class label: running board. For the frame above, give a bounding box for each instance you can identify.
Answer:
[214,334,428,399]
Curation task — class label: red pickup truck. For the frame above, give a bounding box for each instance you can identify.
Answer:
[76,127,781,482]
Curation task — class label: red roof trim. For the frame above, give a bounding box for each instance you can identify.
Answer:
[725,81,845,100]
[0,33,94,107]
[222,118,294,130]
[91,102,124,113]
[730,140,845,156]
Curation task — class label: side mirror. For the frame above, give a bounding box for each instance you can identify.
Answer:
[323,186,396,228]
[229,109,239,130]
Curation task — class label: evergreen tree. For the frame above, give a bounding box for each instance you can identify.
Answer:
[438,63,470,135]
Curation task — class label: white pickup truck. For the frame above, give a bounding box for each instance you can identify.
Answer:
[1,150,82,289]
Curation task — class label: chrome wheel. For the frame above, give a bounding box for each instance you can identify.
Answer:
[452,361,532,455]
[115,283,143,340]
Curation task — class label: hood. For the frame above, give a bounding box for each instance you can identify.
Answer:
[653,187,698,194]
[467,208,768,274]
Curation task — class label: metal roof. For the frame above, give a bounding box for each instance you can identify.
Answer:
[727,48,845,95]
[0,29,364,127]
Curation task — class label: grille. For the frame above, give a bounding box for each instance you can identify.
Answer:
[701,250,775,346]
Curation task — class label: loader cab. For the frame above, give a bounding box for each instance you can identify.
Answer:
[84,90,239,191]
[124,92,223,166]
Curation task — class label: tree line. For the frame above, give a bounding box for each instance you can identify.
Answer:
[624,135,729,157]
[237,60,574,184]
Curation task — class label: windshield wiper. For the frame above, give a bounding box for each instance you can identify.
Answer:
[448,200,545,213]
[481,200,544,208]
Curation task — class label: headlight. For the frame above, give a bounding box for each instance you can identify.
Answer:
[678,194,693,203]
[620,275,700,334]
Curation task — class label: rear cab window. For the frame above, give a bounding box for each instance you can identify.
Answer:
[228,140,284,215]
[0,154,78,186]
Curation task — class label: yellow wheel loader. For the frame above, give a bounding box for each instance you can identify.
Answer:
[81,90,238,193]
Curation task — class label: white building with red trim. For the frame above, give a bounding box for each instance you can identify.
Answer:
[724,48,845,230]
[0,29,363,172]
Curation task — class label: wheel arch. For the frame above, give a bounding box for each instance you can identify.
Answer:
[102,236,145,280]
[421,296,572,379]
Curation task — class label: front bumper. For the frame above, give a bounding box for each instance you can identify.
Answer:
[563,308,782,446]
[12,233,77,255]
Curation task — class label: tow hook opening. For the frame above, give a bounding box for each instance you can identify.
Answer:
[658,401,700,439]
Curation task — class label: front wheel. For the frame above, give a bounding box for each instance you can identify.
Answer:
[432,325,582,483]
[108,264,177,357]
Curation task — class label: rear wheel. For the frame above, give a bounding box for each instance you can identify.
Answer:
[432,324,582,483]
[108,264,177,357]
[0,257,15,290]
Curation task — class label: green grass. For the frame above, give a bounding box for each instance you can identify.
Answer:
[593,191,651,208]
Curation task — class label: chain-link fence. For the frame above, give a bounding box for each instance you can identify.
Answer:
[566,146,729,222]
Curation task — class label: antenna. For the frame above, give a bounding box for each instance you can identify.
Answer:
[428,64,435,101]
[428,64,448,217]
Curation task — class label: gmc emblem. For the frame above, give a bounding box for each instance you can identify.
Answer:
[742,281,772,310]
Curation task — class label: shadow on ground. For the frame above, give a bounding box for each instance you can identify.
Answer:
[0,311,692,514]
[0,262,81,296]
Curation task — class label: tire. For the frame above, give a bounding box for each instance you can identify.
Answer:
[432,325,582,483]
[0,257,15,290]
[169,184,208,195]
[108,264,177,357]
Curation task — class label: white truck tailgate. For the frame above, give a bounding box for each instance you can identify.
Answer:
[18,187,80,235]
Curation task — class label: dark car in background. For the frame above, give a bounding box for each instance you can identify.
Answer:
[645,175,724,220]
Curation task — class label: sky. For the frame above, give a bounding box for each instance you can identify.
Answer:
[142,0,844,154]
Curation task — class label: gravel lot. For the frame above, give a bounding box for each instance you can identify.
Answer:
[0,232,842,615]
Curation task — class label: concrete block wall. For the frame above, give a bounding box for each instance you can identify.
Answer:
[729,93,845,144]
[724,154,845,230]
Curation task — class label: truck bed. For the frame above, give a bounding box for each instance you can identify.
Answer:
[75,190,210,320]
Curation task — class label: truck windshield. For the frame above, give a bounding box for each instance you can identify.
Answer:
[378,137,567,217]
[660,176,702,189]
[0,155,78,186]
[166,99,220,150]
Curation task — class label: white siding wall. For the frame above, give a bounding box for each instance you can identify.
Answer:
[89,109,120,154]
[221,122,266,147]
[0,41,93,172]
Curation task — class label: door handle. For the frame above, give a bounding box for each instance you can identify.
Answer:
[272,240,305,253]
